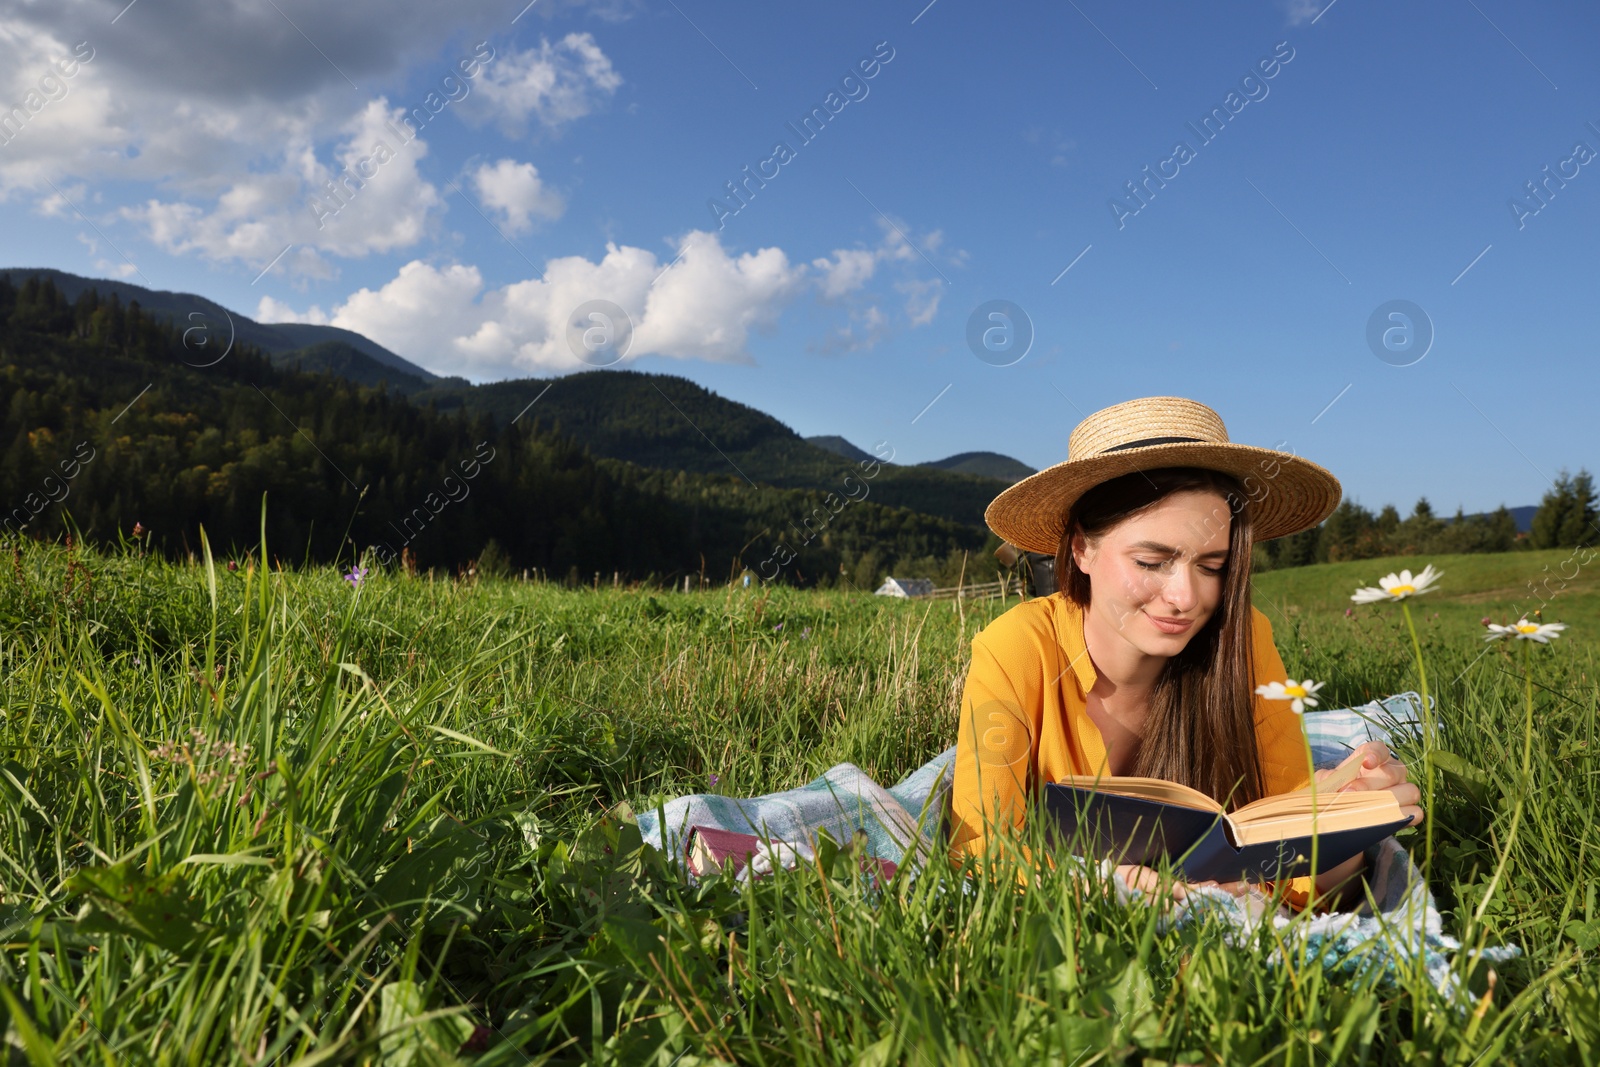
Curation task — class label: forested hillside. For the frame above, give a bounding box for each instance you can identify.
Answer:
[417,371,1014,529]
[0,274,991,587]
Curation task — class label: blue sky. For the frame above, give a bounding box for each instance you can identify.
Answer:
[3,0,1596,516]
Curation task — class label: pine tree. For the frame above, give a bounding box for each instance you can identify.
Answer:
[1531,471,1576,549]
[1486,505,1519,551]
[1556,469,1598,547]
[1321,499,1376,561]
[1275,524,1323,567]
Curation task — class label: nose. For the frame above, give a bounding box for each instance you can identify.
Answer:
[1161,565,1199,612]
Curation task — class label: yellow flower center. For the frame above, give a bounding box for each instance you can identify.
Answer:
[1516,623,1539,633]
[1285,685,1306,698]
[1388,584,1415,596]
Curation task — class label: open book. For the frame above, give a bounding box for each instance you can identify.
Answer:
[1041,751,1413,883]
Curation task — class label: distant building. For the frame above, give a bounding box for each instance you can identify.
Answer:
[874,576,935,598]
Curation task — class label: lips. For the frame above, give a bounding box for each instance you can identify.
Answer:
[1143,611,1194,635]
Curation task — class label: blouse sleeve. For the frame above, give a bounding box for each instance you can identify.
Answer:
[1249,606,1316,795]
[1248,605,1320,910]
[947,625,1045,867]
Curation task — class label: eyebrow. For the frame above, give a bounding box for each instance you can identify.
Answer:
[1129,540,1229,560]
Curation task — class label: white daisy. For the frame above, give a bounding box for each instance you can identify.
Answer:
[1484,618,1567,644]
[1255,678,1326,714]
[1351,564,1443,604]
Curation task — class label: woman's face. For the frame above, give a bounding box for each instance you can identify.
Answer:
[1072,488,1233,661]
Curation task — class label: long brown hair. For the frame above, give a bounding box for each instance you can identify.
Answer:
[1053,467,1263,809]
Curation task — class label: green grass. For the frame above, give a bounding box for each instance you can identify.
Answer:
[1,538,1596,1064]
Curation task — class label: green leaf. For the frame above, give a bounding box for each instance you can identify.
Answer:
[1430,749,1494,802]
[377,980,475,1066]
[368,818,492,928]
[66,861,212,957]
[1563,918,1600,952]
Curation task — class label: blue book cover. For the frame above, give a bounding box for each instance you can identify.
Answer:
[1041,781,1412,883]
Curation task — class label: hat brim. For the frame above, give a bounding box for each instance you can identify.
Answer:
[984,441,1342,556]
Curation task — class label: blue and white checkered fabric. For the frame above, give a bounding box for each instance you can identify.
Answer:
[634,691,1517,1000]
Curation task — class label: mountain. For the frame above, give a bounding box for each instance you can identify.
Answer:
[0,272,989,589]
[272,340,434,394]
[806,435,878,465]
[4,269,1014,531]
[415,372,1013,530]
[920,451,1035,483]
[810,435,1033,484]
[3,268,446,386]
[1459,505,1537,533]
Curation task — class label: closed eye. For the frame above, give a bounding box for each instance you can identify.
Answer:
[1136,559,1225,575]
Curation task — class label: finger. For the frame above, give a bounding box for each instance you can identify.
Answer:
[1390,782,1421,809]
[1353,755,1410,791]
[1116,865,1161,892]
[1359,740,1391,768]
[1400,805,1425,826]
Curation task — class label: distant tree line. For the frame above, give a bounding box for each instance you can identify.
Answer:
[0,274,989,589]
[8,272,1585,589]
[1255,472,1596,571]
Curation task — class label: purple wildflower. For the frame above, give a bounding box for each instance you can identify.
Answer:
[709,773,720,787]
[773,622,784,632]
[344,565,369,587]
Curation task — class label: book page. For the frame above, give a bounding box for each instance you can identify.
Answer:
[1053,774,1222,814]
[1226,789,1402,844]
[1301,748,1367,794]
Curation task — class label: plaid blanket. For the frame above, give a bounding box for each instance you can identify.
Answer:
[635,692,1518,997]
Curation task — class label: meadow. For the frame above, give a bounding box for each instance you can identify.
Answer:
[0,538,1595,1064]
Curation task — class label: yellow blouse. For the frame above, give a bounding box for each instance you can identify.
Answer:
[947,591,1316,901]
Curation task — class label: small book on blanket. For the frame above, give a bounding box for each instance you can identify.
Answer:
[1042,750,1412,883]
[684,825,898,881]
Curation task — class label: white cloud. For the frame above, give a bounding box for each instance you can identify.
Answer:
[256,296,330,325]
[1281,0,1323,26]
[465,33,621,137]
[122,98,443,269]
[813,304,889,354]
[0,20,621,280]
[3,1,629,107]
[277,230,804,377]
[811,248,876,299]
[36,183,87,218]
[472,159,563,234]
[633,231,800,361]
[807,217,959,345]
[895,278,943,327]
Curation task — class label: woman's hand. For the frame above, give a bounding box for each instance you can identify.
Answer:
[1316,740,1425,827]
[1113,746,1422,910]
[1113,865,1253,902]
[1304,740,1422,909]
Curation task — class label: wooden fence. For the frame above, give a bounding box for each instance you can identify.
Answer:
[924,576,1023,601]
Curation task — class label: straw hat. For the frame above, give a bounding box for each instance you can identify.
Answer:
[984,396,1342,555]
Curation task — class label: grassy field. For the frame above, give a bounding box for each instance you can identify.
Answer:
[1,539,1596,1064]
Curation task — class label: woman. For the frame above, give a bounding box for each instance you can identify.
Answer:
[948,396,1424,909]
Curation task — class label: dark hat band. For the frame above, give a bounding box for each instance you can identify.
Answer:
[1100,435,1203,454]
